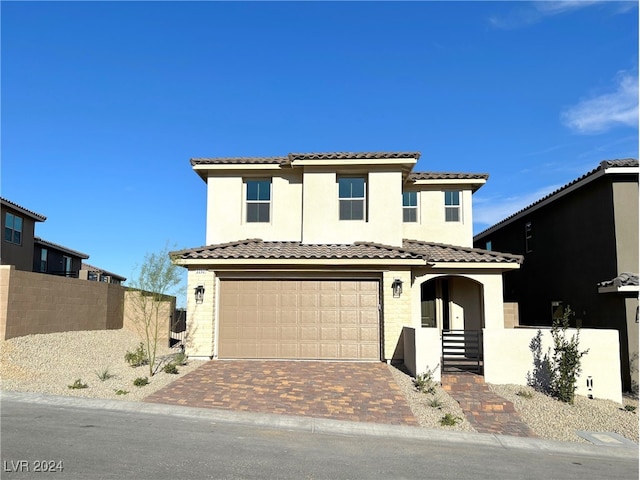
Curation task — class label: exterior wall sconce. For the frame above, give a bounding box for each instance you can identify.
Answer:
[392,278,403,298]
[194,285,205,304]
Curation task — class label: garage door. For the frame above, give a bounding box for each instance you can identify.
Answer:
[218,279,380,360]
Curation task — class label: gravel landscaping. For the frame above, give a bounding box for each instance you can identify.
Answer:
[1,329,637,444]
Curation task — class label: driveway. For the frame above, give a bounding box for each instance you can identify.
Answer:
[143,360,418,426]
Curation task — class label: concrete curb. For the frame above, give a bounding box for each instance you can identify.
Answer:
[2,390,638,460]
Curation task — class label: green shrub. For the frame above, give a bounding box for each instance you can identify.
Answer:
[173,352,187,366]
[414,364,439,395]
[428,397,443,409]
[68,379,88,389]
[516,389,534,399]
[549,307,589,404]
[623,405,637,412]
[163,362,179,374]
[125,343,149,367]
[440,413,461,426]
[95,367,114,381]
[133,376,149,387]
[115,389,129,395]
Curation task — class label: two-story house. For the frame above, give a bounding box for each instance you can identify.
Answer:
[473,159,639,392]
[172,152,522,365]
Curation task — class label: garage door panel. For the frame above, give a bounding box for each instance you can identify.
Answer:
[219,279,379,360]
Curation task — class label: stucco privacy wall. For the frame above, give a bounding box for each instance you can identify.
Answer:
[0,265,123,340]
[625,297,639,392]
[483,327,623,403]
[402,326,442,382]
[122,290,176,346]
[185,268,216,359]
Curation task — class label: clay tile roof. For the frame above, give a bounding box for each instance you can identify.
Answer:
[34,237,89,259]
[598,272,639,288]
[190,156,288,166]
[0,197,47,222]
[408,172,489,181]
[287,152,421,161]
[402,239,523,264]
[172,238,522,264]
[172,239,424,261]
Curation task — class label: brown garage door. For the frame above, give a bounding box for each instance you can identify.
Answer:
[218,279,380,360]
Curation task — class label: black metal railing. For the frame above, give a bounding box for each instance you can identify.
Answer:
[441,329,483,374]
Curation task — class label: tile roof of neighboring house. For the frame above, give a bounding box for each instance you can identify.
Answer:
[0,197,47,222]
[474,158,639,239]
[402,239,523,264]
[598,272,639,288]
[81,262,127,281]
[172,238,522,264]
[408,172,489,181]
[191,151,421,166]
[172,239,423,261]
[287,152,421,161]
[191,156,288,166]
[34,237,89,259]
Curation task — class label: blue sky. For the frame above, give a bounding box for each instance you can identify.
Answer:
[2,1,638,304]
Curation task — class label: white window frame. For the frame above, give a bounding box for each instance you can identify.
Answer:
[525,222,533,253]
[444,191,461,222]
[402,191,418,223]
[338,176,366,221]
[245,178,272,223]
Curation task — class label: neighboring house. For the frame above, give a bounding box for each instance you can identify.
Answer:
[172,152,522,365]
[34,237,89,278]
[1,197,46,271]
[473,159,639,392]
[80,263,127,285]
[1,197,124,282]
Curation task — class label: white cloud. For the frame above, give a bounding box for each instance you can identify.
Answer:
[473,184,563,229]
[489,1,635,29]
[561,73,639,134]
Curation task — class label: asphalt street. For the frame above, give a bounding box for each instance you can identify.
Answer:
[1,392,638,480]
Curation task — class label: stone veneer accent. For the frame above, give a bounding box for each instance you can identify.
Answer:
[185,268,216,359]
[382,269,412,361]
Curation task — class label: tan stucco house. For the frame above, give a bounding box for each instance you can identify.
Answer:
[172,152,523,365]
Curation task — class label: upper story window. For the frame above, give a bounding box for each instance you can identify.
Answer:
[40,248,48,272]
[444,191,461,222]
[402,191,418,222]
[4,212,23,245]
[63,256,72,275]
[338,177,365,221]
[525,222,533,253]
[246,179,271,223]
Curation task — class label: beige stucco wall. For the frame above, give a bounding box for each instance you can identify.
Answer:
[403,188,474,247]
[381,269,412,361]
[302,169,403,246]
[402,326,442,381]
[483,327,622,403]
[184,267,217,359]
[612,180,639,274]
[205,172,303,245]
[122,289,176,346]
[0,265,124,340]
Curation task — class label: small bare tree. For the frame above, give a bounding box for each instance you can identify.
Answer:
[127,243,183,376]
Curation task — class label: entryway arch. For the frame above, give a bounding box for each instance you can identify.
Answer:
[419,275,485,332]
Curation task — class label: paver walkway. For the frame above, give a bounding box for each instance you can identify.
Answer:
[144,360,418,426]
[441,373,537,437]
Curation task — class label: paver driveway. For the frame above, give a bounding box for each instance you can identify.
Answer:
[143,360,418,426]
